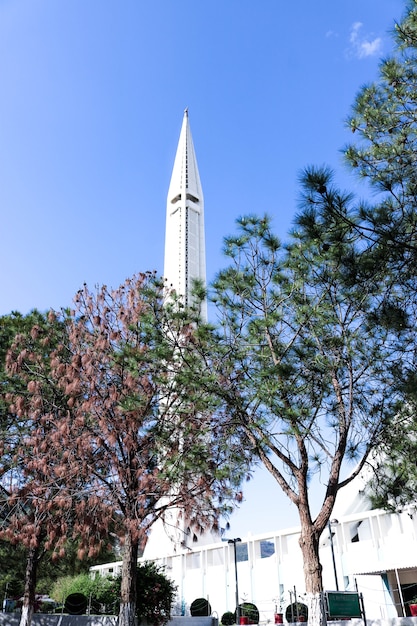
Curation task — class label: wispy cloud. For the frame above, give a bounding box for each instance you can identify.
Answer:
[347,22,382,59]
[325,30,338,39]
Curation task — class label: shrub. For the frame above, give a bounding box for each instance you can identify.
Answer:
[190,597,211,616]
[64,592,88,615]
[221,610,236,625]
[136,561,177,626]
[135,561,177,626]
[51,573,118,614]
[52,562,176,624]
[51,574,92,606]
[285,602,308,623]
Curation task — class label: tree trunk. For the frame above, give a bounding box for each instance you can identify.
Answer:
[118,529,139,626]
[298,523,327,626]
[19,544,40,626]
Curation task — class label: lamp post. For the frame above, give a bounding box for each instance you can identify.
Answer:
[327,519,339,591]
[228,538,242,624]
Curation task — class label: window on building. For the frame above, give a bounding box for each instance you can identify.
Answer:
[260,539,275,558]
[236,543,248,562]
[186,552,201,569]
[207,548,224,567]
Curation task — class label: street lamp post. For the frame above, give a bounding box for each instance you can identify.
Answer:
[228,538,242,624]
[327,519,339,591]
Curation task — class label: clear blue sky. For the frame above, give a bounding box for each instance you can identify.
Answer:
[0,0,406,536]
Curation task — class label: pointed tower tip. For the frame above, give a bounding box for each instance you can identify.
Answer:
[168,107,203,205]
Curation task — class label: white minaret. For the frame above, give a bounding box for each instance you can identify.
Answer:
[164,108,207,321]
[143,111,218,560]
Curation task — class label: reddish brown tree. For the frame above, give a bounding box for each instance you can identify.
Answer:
[2,312,111,626]
[8,273,246,626]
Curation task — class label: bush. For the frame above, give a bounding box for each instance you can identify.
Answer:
[64,593,88,615]
[285,602,308,623]
[135,561,177,626]
[51,573,118,615]
[51,574,92,606]
[221,611,235,625]
[51,562,176,624]
[191,598,212,616]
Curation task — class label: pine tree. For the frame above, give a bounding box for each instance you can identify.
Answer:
[342,1,417,509]
[197,207,410,626]
[0,310,78,626]
[344,1,417,271]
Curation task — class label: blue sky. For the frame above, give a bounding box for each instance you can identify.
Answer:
[0,0,406,536]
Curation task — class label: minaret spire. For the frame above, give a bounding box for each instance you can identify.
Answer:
[142,112,216,560]
[164,109,207,320]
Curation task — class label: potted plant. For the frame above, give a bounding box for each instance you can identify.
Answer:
[409,598,417,617]
[274,601,284,623]
[285,602,308,623]
[222,611,236,625]
[191,598,212,617]
[236,602,259,624]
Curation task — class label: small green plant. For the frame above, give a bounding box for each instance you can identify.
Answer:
[221,611,235,625]
[285,602,308,623]
[191,598,211,616]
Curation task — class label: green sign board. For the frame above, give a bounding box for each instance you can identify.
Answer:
[326,592,362,618]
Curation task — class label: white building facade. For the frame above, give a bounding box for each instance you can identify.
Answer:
[91,503,417,621]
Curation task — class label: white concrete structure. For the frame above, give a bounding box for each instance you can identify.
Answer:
[141,110,215,560]
[164,108,207,321]
[92,492,417,622]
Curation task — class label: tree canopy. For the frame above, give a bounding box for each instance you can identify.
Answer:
[3,272,246,626]
[0,309,79,626]
[342,0,417,510]
[194,206,409,625]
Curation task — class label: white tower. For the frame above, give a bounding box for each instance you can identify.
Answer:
[164,108,207,321]
[143,111,218,560]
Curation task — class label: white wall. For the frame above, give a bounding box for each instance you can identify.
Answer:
[91,509,417,621]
